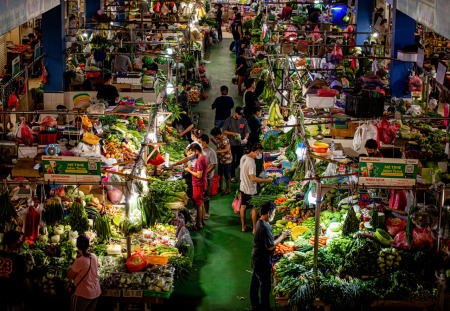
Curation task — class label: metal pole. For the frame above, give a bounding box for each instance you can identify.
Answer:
[126,180,132,258]
[437,187,445,254]
[25,69,30,119]
[313,180,322,274]
[424,75,429,116]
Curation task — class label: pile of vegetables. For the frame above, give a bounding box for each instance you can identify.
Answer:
[261,134,279,151]
[69,197,90,235]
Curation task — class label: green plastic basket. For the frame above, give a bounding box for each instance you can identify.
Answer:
[333,124,348,129]
[143,290,172,299]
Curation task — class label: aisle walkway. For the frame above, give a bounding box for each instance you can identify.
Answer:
[154,39,274,311]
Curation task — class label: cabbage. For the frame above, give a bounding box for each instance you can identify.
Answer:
[39,235,49,243]
[51,235,60,243]
[54,227,64,235]
[69,231,78,240]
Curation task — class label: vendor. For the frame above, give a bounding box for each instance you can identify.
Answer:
[97,73,119,107]
[250,201,290,311]
[365,139,383,158]
[113,48,132,73]
[239,143,274,233]
[244,79,261,120]
[178,81,191,114]
[248,107,263,149]
[171,113,194,142]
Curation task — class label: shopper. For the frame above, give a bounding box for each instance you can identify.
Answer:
[199,134,217,219]
[374,7,384,26]
[212,85,235,128]
[248,106,263,148]
[239,143,274,233]
[223,107,250,183]
[229,13,243,59]
[67,235,101,311]
[184,143,209,229]
[97,73,119,107]
[69,14,78,37]
[113,48,132,73]
[210,127,233,195]
[243,79,260,119]
[250,201,290,311]
[364,139,383,158]
[171,113,194,142]
[215,4,223,40]
[236,48,248,95]
[0,231,32,311]
[178,80,191,114]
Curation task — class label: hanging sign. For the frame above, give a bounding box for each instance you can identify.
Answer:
[12,56,20,77]
[34,43,41,61]
[42,156,101,182]
[358,157,418,187]
[436,62,447,85]
[416,48,425,68]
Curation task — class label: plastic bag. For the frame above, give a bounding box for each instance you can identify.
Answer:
[176,226,194,262]
[332,42,343,60]
[312,25,322,42]
[40,116,57,131]
[126,252,147,272]
[285,26,297,40]
[389,190,407,211]
[232,194,242,214]
[87,103,105,114]
[353,124,366,151]
[390,231,409,250]
[385,217,406,237]
[15,119,34,147]
[377,117,397,145]
[8,94,19,109]
[412,227,434,249]
[409,75,423,92]
[322,163,338,184]
[317,89,339,97]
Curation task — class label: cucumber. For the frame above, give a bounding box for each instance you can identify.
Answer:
[297,245,313,252]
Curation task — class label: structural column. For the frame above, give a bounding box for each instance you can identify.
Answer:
[42,0,65,93]
[390,1,416,98]
[355,0,374,45]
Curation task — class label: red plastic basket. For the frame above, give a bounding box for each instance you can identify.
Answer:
[37,133,57,145]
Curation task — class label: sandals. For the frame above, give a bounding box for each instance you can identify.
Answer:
[221,191,230,196]
[242,226,252,232]
[231,178,237,183]
[204,215,211,220]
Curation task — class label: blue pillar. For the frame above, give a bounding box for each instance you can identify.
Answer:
[390,7,415,97]
[42,1,65,92]
[86,0,101,21]
[355,0,374,45]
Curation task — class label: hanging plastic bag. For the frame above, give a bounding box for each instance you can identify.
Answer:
[8,93,19,109]
[409,75,423,92]
[390,231,409,250]
[353,124,366,151]
[176,226,194,262]
[385,217,407,237]
[232,193,242,214]
[41,65,48,84]
[389,190,407,211]
[160,2,169,15]
[312,25,322,42]
[40,116,57,131]
[377,117,397,145]
[332,42,343,60]
[153,2,161,13]
[15,119,34,147]
[284,26,297,41]
[126,252,147,272]
[412,227,434,249]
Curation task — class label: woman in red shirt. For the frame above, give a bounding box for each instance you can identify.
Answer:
[184,143,209,230]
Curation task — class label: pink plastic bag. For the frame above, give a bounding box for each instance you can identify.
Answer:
[8,94,19,109]
[284,26,297,41]
[232,194,242,214]
[390,231,409,250]
[332,42,343,60]
[389,190,407,211]
[385,217,406,237]
[409,75,423,92]
[317,89,339,97]
[412,227,434,249]
[40,116,57,131]
[377,117,397,145]
[312,26,322,42]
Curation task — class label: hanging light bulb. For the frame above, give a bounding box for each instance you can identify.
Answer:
[147,132,156,142]
[372,32,378,38]
[166,83,174,94]
[158,114,165,123]
[166,45,173,55]
[82,32,88,38]
[189,3,193,9]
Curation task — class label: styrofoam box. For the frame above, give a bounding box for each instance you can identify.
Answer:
[306,94,336,108]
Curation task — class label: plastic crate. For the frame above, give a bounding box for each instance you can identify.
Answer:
[123,290,143,298]
[143,290,172,299]
[146,255,169,265]
[37,133,58,145]
[333,124,348,129]
[264,169,284,178]
[102,289,121,297]
[345,95,385,118]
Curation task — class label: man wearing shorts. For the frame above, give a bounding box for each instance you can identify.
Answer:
[239,143,273,233]
[184,143,208,230]
[199,134,217,220]
[210,127,232,195]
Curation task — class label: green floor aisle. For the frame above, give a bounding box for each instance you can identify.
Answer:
[154,39,269,311]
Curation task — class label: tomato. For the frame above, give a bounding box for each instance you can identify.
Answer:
[141,124,145,128]
[137,119,144,125]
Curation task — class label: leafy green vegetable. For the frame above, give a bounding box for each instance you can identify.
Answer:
[261,134,279,151]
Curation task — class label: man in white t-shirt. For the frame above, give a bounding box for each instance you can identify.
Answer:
[239,143,273,234]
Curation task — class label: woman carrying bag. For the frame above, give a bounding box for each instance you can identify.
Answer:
[67,235,101,311]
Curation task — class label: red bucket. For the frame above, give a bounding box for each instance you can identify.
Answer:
[210,174,220,196]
